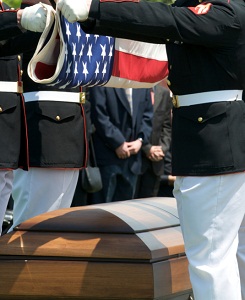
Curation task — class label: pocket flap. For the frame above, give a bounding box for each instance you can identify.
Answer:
[177,102,227,123]
[0,97,18,113]
[35,101,77,121]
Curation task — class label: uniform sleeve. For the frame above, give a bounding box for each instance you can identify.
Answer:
[85,0,241,47]
[0,10,23,41]
[0,31,41,56]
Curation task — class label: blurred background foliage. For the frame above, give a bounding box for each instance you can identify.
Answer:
[5,0,21,8]
[4,0,174,9]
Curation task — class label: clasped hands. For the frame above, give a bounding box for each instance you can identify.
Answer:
[146,146,164,162]
[116,141,143,159]
[19,0,90,33]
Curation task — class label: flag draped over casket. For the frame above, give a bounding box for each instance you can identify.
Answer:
[28,5,168,89]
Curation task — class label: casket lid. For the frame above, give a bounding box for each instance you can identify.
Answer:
[15,197,179,233]
[0,198,184,262]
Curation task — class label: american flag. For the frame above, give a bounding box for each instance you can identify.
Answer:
[105,39,168,88]
[28,11,168,89]
[30,14,115,89]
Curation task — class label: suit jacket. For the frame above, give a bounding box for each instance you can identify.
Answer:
[141,85,172,176]
[89,86,153,175]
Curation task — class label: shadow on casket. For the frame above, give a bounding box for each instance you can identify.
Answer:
[0,197,193,300]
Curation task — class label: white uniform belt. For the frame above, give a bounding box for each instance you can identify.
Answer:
[172,90,243,108]
[0,81,23,93]
[24,91,82,103]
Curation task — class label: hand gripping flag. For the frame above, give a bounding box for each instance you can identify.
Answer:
[28,5,168,89]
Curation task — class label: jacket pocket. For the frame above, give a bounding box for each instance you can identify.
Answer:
[0,97,18,113]
[25,101,85,167]
[172,102,234,174]
[34,101,77,122]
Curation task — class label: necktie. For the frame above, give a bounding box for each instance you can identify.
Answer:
[151,87,155,105]
[125,88,133,114]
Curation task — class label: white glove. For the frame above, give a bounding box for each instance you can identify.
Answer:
[21,3,47,32]
[57,0,91,23]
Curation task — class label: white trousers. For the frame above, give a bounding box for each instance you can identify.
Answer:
[173,173,245,300]
[238,215,245,300]
[10,168,79,231]
[0,170,13,235]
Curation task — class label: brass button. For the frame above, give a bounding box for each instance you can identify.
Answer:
[17,55,21,61]
[20,70,23,76]
[80,92,86,104]
[167,79,171,86]
[172,98,177,107]
[55,115,61,121]
[172,95,179,108]
[198,117,203,123]
[0,107,2,112]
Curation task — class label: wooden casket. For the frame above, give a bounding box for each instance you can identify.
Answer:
[0,197,193,300]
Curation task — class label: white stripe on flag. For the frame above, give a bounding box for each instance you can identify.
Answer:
[105,38,169,88]
[115,39,168,61]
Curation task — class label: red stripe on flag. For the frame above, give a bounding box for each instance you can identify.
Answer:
[35,62,56,80]
[111,50,168,83]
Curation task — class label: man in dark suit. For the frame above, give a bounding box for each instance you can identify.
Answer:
[88,86,153,203]
[135,82,172,198]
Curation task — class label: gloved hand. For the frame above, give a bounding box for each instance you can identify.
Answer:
[57,0,92,23]
[21,3,47,32]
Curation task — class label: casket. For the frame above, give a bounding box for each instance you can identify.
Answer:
[0,197,193,300]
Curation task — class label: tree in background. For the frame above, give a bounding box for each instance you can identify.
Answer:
[4,0,21,8]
